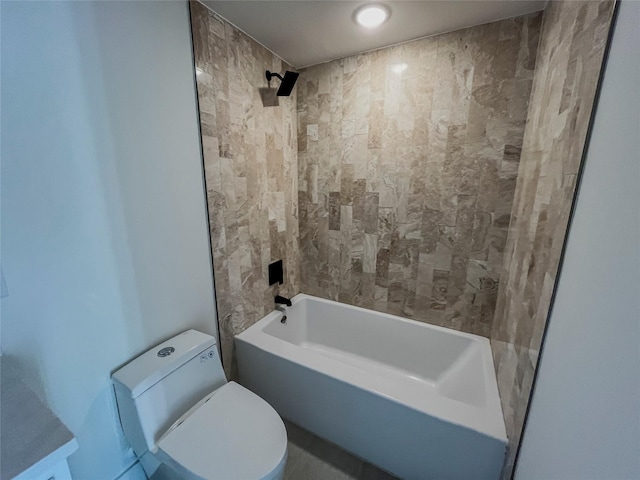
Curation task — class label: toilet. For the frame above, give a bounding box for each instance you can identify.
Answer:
[112,330,287,480]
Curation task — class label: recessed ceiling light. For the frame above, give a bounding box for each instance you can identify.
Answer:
[355,4,390,29]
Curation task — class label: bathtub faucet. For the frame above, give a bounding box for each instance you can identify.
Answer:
[276,306,287,324]
[275,295,292,307]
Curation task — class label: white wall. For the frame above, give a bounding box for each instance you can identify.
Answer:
[515,1,640,478]
[1,1,217,479]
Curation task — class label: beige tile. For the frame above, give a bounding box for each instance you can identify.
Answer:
[194,2,612,478]
[191,3,300,378]
[490,2,615,477]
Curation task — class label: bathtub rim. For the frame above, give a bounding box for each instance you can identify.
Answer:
[236,293,507,444]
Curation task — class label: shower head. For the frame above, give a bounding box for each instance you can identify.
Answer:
[265,70,299,97]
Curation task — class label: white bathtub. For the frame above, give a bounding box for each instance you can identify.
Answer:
[236,294,507,479]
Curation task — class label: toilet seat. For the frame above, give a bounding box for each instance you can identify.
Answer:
[156,382,287,480]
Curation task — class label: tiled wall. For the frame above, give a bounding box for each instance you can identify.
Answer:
[297,14,541,337]
[190,2,299,376]
[490,1,616,475]
[191,1,614,475]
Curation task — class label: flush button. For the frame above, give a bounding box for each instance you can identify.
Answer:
[157,347,175,357]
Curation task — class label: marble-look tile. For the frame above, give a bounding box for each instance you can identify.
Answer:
[490,1,615,477]
[193,2,612,478]
[191,2,299,377]
[298,12,542,336]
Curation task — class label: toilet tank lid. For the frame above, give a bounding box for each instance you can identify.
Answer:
[112,330,216,398]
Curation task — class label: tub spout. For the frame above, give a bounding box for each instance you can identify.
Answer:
[276,305,287,324]
[275,295,292,307]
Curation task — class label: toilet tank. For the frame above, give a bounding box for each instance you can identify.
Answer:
[112,330,227,456]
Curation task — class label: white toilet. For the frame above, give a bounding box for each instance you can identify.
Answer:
[112,330,288,480]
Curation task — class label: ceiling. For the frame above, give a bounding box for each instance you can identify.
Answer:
[201,1,547,68]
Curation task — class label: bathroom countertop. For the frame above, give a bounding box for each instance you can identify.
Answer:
[0,357,78,480]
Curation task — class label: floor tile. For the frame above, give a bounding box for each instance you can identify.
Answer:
[284,420,315,449]
[358,462,399,480]
[283,421,398,480]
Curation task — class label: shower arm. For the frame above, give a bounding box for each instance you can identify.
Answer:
[265,71,284,83]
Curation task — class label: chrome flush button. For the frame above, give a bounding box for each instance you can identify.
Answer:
[200,348,215,361]
[157,346,175,357]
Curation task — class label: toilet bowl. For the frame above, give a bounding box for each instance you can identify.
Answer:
[156,382,287,480]
[112,330,287,479]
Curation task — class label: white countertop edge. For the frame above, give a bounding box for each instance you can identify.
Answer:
[12,436,78,480]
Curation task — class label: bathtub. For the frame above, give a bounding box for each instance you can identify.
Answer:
[235,294,507,479]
